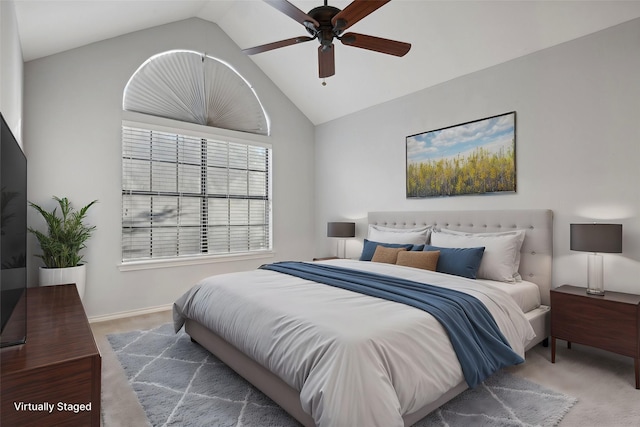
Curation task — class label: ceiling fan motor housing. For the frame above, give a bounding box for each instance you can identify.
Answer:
[306,5,343,47]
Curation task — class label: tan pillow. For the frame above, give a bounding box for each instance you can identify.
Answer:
[396,250,440,271]
[371,246,408,264]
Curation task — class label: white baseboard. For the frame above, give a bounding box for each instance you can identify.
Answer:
[88,303,173,323]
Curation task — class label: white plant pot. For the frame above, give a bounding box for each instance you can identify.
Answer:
[39,264,87,301]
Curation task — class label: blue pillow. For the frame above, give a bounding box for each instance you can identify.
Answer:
[423,245,485,279]
[360,239,415,261]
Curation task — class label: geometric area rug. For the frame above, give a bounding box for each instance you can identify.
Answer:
[107,323,577,427]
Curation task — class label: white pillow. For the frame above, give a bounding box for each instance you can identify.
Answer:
[437,228,526,276]
[431,229,525,282]
[367,224,431,245]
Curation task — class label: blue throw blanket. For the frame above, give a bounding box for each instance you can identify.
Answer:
[260,261,524,388]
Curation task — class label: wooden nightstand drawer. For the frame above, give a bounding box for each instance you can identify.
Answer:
[551,291,638,356]
[550,284,640,389]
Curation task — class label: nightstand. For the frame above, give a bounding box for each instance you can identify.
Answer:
[550,284,640,389]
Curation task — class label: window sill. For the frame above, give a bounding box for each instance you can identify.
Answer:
[118,251,276,272]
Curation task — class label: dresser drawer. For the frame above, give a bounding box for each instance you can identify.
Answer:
[1,285,101,426]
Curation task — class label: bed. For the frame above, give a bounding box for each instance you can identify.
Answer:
[173,209,553,427]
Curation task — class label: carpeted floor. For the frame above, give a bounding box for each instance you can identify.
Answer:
[106,323,576,427]
[94,310,640,427]
[107,323,298,427]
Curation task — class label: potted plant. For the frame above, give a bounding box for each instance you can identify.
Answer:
[28,196,97,301]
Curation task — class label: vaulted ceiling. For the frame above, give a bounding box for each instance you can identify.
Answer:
[13,1,640,124]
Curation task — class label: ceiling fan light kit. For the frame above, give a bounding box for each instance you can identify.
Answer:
[243,0,411,79]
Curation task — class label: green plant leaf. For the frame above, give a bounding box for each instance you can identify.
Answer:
[28,196,98,268]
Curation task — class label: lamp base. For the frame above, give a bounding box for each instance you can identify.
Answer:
[586,253,605,296]
[334,239,347,258]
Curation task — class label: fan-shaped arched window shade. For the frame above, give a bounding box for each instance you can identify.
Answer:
[123,50,269,135]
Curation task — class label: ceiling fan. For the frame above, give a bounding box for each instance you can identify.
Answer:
[243,0,411,79]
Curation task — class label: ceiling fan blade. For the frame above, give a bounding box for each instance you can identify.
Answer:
[318,45,335,78]
[340,32,411,57]
[243,36,315,55]
[264,0,319,28]
[331,0,390,32]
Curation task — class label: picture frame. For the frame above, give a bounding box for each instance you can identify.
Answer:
[406,111,516,198]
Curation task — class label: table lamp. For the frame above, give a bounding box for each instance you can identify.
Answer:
[327,222,355,258]
[570,223,622,295]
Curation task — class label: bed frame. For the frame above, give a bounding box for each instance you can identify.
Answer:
[185,209,553,427]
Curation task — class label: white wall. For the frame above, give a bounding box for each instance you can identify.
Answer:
[315,19,640,295]
[24,18,316,318]
[0,0,24,141]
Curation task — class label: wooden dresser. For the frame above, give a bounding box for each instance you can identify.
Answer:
[550,284,640,389]
[1,284,101,426]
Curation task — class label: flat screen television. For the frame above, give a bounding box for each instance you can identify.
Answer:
[0,112,27,348]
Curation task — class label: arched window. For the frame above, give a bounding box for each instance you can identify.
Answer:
[123,50,269,135]
[121,51,272,265]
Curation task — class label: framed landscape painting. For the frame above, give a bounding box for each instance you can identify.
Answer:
[406,112,516,198]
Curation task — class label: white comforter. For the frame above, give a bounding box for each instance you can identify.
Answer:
[173,259,536,427]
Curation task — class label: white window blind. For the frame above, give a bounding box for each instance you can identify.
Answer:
[122,126,271,262]
[123,50,269,136]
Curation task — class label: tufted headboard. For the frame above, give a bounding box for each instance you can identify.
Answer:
[368,210,554,305]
